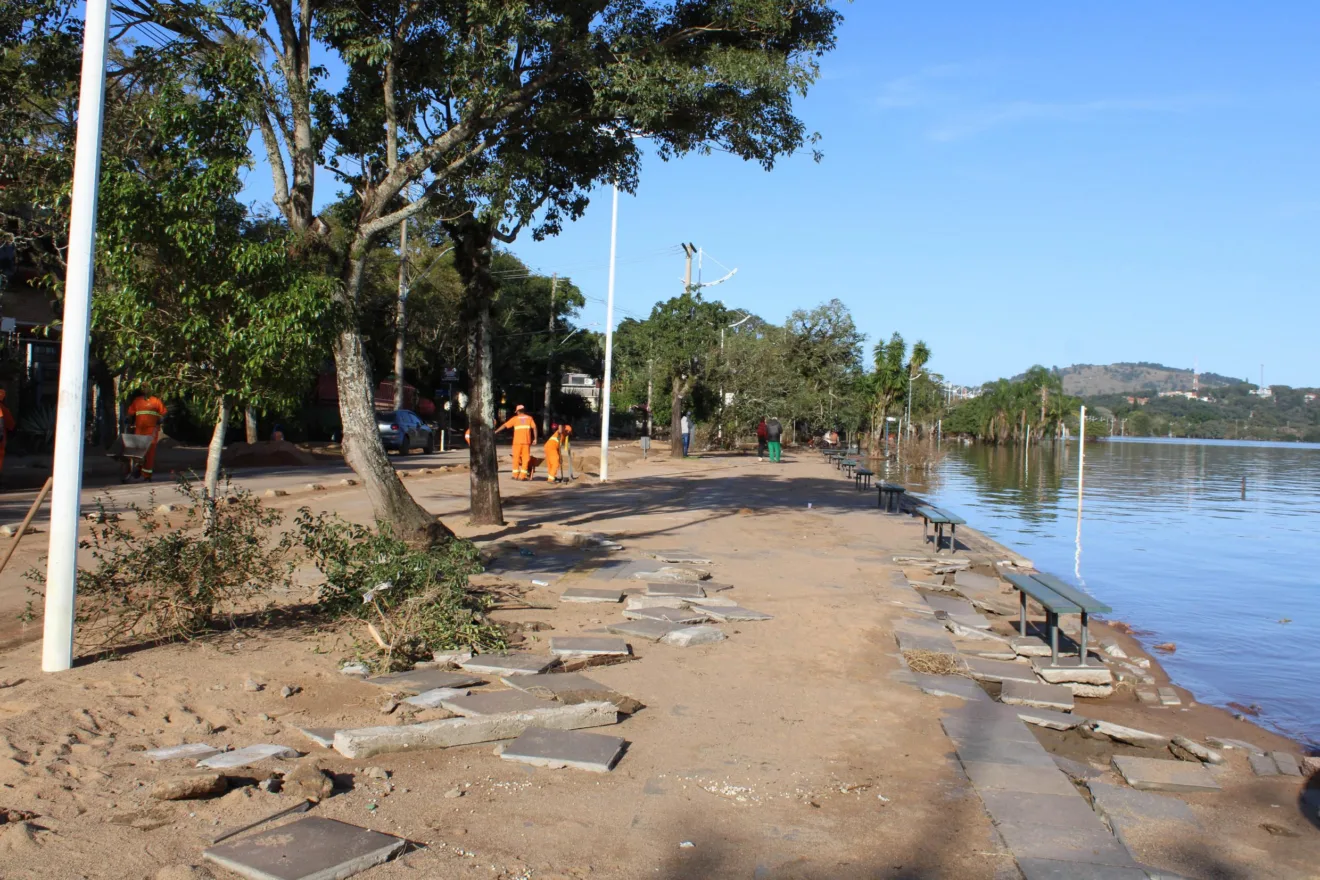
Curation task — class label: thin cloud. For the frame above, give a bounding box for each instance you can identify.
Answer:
[875,64,970,109]
[928,95,1221,141]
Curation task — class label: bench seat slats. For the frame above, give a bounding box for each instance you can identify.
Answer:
[1003,572,1082,614]
[1029,572,1112,614]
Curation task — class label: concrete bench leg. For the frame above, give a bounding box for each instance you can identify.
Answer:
[1078,611,1089,666]
[1018,591,1028,637]
[949,524,957,554]
[1048,612,1060,666]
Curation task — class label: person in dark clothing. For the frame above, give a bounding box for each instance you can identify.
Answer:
[765,417,783,463]
[755,418,768,460]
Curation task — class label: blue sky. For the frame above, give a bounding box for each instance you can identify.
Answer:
[245,2,1320,387]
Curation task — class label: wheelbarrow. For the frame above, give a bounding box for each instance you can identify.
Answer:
[108,432,155,482]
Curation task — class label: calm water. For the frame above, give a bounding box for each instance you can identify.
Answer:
[903,438,1320,747]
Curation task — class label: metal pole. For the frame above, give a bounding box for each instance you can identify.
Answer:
[598,185,619,482]
[43,0,111,673]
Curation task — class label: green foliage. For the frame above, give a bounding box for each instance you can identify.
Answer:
[294,509,505,669]
[24,482,293,651]
[947,366,1078,443]
[1086,383,1320,441]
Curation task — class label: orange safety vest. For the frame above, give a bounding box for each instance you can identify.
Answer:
[128,396,166,435]
[500,413,536,445]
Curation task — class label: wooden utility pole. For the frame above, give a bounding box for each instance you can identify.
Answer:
[542,273,558,434]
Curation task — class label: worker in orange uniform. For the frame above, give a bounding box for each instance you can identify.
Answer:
[0,389,16,488]
[126,388,166,481]
[494,404,537,480]
[543,424,566,483]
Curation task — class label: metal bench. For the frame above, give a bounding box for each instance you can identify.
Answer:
[1003,572,1111,667]
[854,467,874,490]
[913,505,967,554]
[877,482,905,513]
[840,459,857,478]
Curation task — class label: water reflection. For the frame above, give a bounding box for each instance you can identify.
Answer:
[897,438,1320,747]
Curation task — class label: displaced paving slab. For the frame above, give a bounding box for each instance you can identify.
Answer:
[965,656,1040,684]
[622,606,710,624]
[647,550,713,564]
[333,701,618,759]
[1011,636,1053,657]
[440,689,555,716]
[297,728,338,749]
[198,744,299,769]
[500,726,626,773]
[953,570,1002,592]
[203,816,405,880]
[631,566,710,582]
[699,582,734,592]
[365,669,485,693]
[953,737,1058,769]
[660,625,727,647]
[978,790,1102,829]
[548,637,631,657]
[1053,756,1106,782]
[923,594,979,617]
[700,605,774,622]
[559,588,625,604]
[1088,721,1169,748]
[460,653,558,676]
[1270,751,1302,776]
[960,762,1079,797]
[912,673,989,702]
[1249,752,1282,777]
[144,743,220,762]
[993,821,1142,868]
[896,630,955,654]
[1015,707,1085,731]
[1086,781,1200,828]
[627,595,692,610]
[605,619,684,641]
[1032,658,1114,686]
[402,687,469,708]
[644,582,706,599]
[1111,756,1221,793]
[502,673,615,699]
[1001,679,1075,712]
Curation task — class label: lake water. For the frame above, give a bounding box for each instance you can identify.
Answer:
[900,438,1320,748]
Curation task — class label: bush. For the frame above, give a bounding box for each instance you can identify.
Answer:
[294,509,505,669]
[25,481,292,651]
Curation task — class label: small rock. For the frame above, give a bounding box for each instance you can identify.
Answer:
[364,766,390,780]
[257,713,272,722]
[379,700,399,715]
[1131,656,1151,669]
[340,478,358,486]
[150,771,228,801]
[1300,756,1320,775]
[305,483,325,491]
[1169,736,1224,765]
[258,777,280,793]
[679,841,695,849]
[340,662,370,676]
[243,678,264,693]
[156,503,178,514]
[280,686,297,699]
[1153,642,1176,654]
[263,488,288,498]
[444,788,464,799]
[282,759,335,802]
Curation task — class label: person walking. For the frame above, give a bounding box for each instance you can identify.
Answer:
[765,416,783,463]
[755,417,768,460]
[126,387,166,481]
[0,389,16,488]
[495,404,537,480]
[680,411,692,457]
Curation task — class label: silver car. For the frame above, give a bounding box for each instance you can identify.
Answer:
[376,410,436,455]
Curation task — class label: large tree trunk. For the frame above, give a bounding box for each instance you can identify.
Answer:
[244,406,258,444]
[335,250,452,542]
[203,397,230,532]
[670,375,685,459]
[449,218,503,525]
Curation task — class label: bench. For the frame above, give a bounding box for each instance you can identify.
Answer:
[913,505,967,554]
[854,467,874,490]
[840,459,857,478]
[1004,572,1111,667]
[877,482,905,513]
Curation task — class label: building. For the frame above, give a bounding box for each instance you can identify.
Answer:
[560,372,601,411]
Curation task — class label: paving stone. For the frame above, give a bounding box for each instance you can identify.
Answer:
[203,816,405,880]
[1136,687,1161,707]
[502,672,616,699]
[644,582,706,599]
[1011,636,1053,658]
[144,743,220,762]
[1204,736,1265,754]
[1017,858,1151,880]
[965,656,1040,684]
[1088,721,1169,748]
[1167,736,1223,765]
[923,595,978,617]
[333,701,618,759]
[622,606,710,624]
[402,687,469,708]
[1016,707,1085,731]
[647,550,713,564]
[548,636,631,657]
[1086,782,1200,827]
[559,588,625,604]
[297,728,339,749]
[947,612,992,631]
[949,623,1013,643]
[1053,756,1106,782]
[1032,658,1114,686]
[686,595,738,607]
[700,605,773,622]
[956,642,1018,661]
[953,570,1002,592]
[954,737,1058,768]
[198,744,298,769]
[605,619,684,641]
[1248,752,1280,777]
[944,718,1042,746]
[587,559,632,580]
[365,669,485,693]
[440,689,556,716]
[911,673,990,701]
[978,790,1101,829]
[994,820,1141,868]
[500,726,626,772]
[1270,751,1302,776]
[895,630,955,654]
[960,762,1079,796]
[1001,679,1075,712]
[1156,687,1181,707]
[699,582,734,592]
[631,566,710,582]
[660,625,727,647]
[627,595,692,610]
[1111,756,1221,792]
[460,653,558,676]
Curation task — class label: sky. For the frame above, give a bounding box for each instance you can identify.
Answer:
[242,2,1320,388]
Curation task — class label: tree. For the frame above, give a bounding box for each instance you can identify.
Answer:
[782,299,864,437]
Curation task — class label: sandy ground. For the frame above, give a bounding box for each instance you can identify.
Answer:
[0,447,1316,879]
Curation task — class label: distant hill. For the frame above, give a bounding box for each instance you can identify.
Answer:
[1019,363,1241,396]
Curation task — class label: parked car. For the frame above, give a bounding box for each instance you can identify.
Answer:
[376,410,436,455]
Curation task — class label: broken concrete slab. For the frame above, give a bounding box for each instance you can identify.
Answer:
[332,701,618,759]
[1204,736,1264,754]
[647,550,713,565]
[198,744,298,769]
[912,673,990,701]
[953,570,1002,592]
[686,595,738,607]
[500,726,626,773]
[1000,679,1075,712]
[626,595,692,610]
[630,565,710,582]
[993,820,1142,869]
[604,619,684,641]
[923,594,979,617]
[1111,756,1221,793]
[1136,688,1161,707]
[1249,752,1281,777]
[1156,687,1181,707]
[953,737,1058,769]
[297,728,338,749]
[548,637,631,657]
[895,630,955,654]
[1270,751,1302,777]
[1168,736,1223,765]
[503,672,614,698]
[402,687,469,709]
[643,582,705,599]
[1086,781,1200,829]
[948,622,1012,643]
[460,653,558,676]
[1032,658,1114,686]
[440,689,554,716]
[965,656,1040,684]
[947,612,993,631]
[1053,756,1106,782]
[1087,721,1169,748]
[144,743,221,762]
[955,642,1018,662]
[1016,708,1086,731]
[660,625,727,647]
[559,588,625,604]
[698,581,734,592]
[621,606,709,625]
[203,816,405,880]
[365,668,485,693]
[1012,635,1053,658]
[959,762,1079,797]
[700,605,773,622]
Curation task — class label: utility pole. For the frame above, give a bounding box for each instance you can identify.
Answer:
[598,186,619,482]
[542,273,557,434]
[682,243,696,293]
